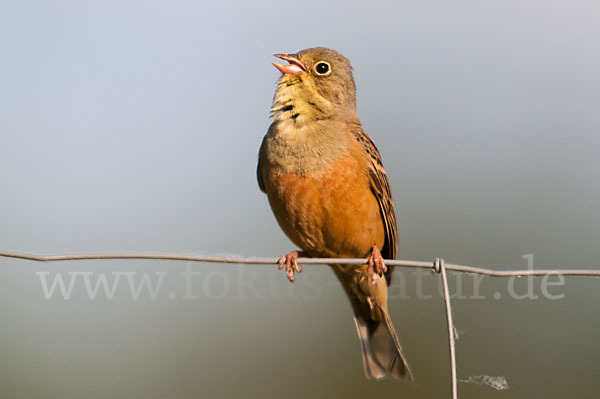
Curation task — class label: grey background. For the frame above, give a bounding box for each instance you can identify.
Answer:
[1,0,599,398]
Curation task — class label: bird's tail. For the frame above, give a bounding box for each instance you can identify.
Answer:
[332,264,412,380]
[352,308,412,379]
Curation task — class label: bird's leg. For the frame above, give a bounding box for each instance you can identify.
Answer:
[367,245,387,284]
[277,250,305,282]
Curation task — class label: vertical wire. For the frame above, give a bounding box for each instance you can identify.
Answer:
[437,258,458,399]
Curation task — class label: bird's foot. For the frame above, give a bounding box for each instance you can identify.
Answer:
[367,245,387,285]
[278,250,305,282]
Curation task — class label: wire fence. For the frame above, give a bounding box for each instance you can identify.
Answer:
[2,250,600,399]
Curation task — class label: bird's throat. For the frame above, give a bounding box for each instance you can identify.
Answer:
[265,76,350,175]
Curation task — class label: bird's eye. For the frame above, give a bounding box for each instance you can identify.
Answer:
[314,61,331,76]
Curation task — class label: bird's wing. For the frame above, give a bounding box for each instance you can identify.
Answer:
[351,124,398,284]
[256,136,267,193]
[257,159,266,193]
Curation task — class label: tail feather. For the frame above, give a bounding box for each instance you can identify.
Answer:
[353,309,412,380]
[331,264,411,379]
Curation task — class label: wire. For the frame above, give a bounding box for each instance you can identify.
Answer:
[2,249,599,399]
[1,251,599,277]
[435,258,458,399]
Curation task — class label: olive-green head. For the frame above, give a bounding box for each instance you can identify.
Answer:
[272,47,357,119]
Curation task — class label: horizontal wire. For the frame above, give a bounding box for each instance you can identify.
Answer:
[3,249,599,399]
[1,251,599,277]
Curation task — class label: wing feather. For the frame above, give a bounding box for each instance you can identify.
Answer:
[257,136,267,193]
[350,123,398,284]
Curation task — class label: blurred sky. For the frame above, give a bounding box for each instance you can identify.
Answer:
[1,1,599,398]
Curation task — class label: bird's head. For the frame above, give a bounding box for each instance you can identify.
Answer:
[271,47,357,120]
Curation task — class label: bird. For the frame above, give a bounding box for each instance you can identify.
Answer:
[256,47,412,380]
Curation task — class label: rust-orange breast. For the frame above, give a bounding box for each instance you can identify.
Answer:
[262,150,385,259]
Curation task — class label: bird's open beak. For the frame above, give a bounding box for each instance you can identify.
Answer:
[272,53,307,75]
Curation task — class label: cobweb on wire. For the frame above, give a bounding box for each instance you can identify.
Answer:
[461,374,509,391]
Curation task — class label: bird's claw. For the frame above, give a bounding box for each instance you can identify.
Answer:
[278,250,303,282]
[367,245,387,285]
